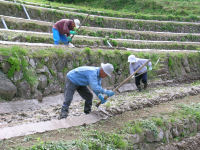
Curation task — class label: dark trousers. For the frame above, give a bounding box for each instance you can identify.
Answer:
[135,72,147,87]
[62,77,93,113]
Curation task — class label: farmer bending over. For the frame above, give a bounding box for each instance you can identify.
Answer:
[52,19,80,47]
[128,55,152,91]
[59,63,115,119]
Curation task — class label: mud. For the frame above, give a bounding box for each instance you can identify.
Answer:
[1,93,200,149]
[0,82,200,140]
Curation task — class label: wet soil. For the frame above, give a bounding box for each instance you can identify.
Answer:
[1,93,200,149]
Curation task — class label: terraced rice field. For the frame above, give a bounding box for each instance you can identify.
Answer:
[0,0,200,149]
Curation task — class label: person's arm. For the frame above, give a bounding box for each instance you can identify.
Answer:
[149,62,152,67]
[129,63,135,74]
[88,73,106,96]
[148,61,152,70]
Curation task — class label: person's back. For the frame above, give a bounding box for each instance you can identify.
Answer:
[67,66,99,86]
[59,63,115,119]
[128,55,152,91]
[52,19,80,45]
[129,58,149,74]
[53,19,73,36]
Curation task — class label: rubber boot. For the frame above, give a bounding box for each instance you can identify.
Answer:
[84,107,91,114]
[137,85,142,92]
[144,83,148,90]
[59,107,69,119]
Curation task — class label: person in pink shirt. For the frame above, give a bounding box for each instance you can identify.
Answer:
[52,19,80,45]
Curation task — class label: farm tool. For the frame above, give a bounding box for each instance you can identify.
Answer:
[68,14,90,48]
[133,57,160,79]
[96,60,150,116]
[71,14,90,40]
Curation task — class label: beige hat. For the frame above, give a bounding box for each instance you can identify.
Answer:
[101,63,114,77]
[74,19,80,28]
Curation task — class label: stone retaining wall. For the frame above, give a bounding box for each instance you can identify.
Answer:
[0,47,200,100]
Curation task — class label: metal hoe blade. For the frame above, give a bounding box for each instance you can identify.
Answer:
[98,107,112,117]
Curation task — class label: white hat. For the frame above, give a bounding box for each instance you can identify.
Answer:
[74,19,80,28]
[101,63,114,77]
[128,55,137,63]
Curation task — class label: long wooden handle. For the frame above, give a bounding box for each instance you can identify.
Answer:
[71,14,90,39]
[96,60,150,108]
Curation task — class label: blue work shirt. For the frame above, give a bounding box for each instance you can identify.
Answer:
[67,66,105,96]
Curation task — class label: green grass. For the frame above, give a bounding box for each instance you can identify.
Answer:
[15,0,200,22]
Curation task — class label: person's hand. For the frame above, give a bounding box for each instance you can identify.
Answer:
[70,30,77,35]
[67,36,72,42]
[131,75,135,79]
[149,66,152,71]
[98,94,107,104]
[105,90,115,97]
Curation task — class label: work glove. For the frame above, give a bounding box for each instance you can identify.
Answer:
[98,94,107,104]
[105,90,115,97]
[67,36,72,42]
[149,66,152,71]
[131,75,135,79]
[70,30,77,35]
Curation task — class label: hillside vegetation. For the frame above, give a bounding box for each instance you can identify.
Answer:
[57,0,200,16]
[18,0,200,22]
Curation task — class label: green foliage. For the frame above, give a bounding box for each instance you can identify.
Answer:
[110,40,118,47]
[27,141,77,150]
[178,103,200,121]
[95,17,104,27]
[3,46,38,86]
[6,46,27,78]
[7,56,21,78]
[191,80,200,86]
[152,117,164,127]
[131,123,143,134]
[21,58,38,86]
[168,56,173,68]
[81,130,128,149]
[105,101,111,108]
[47,0,200,22]
[140,120,158,137]
[97,49,103,56]
[83,47,92,55]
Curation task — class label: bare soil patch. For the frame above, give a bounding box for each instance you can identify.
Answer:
[1,94,200,149]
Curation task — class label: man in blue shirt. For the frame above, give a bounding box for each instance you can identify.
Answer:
[128,55,152,91]
[59,63,115,119]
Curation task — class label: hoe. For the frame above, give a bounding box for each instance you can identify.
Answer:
[96,60,151,116]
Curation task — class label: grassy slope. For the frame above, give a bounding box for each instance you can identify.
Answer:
[20,0,200,18]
